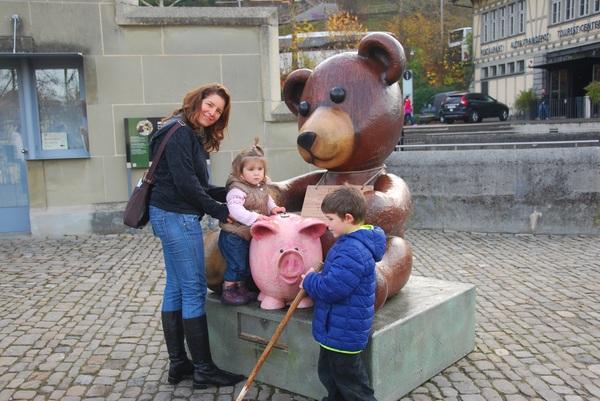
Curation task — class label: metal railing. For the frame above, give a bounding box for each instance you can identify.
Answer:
[395,139,599,151]
[516,96,597,120]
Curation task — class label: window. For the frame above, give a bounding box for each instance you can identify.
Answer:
[517,60,525,72]
[595,0,600,12]
[481,81,489,95]
[500,7,506,37]
[498,64,506,75]
[507,62,515,74]
[518,0,525,33]
[552,0,562,23]
[490,65,497,76]
[0,56,88,159]
[580,0,590,15]
[508,3,516,35]
[482,67,489,78]
[565,0,574,19]
[482,12,489,43]
[491,10,497,41]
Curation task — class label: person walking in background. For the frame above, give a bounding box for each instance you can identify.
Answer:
[148,83,245,389]
[300,186,385,401]
[404,95,414,125]
[538,88,549,120]
[218,138,286,305]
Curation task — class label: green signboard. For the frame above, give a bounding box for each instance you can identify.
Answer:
[124,117,163,169]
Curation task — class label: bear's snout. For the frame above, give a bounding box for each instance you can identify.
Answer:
[297,132,317,151]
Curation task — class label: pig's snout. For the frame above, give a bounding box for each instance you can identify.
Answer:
[277,250,305,285]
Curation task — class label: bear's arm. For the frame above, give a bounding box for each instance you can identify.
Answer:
[364,173,412,237]
[268,171,325,212]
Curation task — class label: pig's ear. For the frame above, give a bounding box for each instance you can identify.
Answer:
[299,218,327,239]
[251,221,279,240]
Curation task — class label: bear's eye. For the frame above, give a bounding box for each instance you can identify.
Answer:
[330,87,346,103]
[298,100,310,116]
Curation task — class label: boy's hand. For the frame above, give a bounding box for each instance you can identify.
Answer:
[299,267,316,289]
[271,206,286,215]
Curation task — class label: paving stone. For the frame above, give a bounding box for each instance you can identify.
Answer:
[1,231,598,400]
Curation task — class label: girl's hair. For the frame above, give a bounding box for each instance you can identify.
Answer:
[231,137,267,183]
[164,83,231,152]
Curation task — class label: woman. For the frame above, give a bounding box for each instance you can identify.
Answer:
[149,83,244,389]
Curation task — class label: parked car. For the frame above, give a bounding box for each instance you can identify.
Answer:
[416,91,458,124]
[440,92,509,123]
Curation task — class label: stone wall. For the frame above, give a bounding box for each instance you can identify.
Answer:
[388,147,600,235]
[0,0,304,236]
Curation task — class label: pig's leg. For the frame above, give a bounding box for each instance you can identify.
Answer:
[296,297,313,308]
[260,295,286,310]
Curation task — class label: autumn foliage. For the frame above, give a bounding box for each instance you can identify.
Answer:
[387,11,468,88]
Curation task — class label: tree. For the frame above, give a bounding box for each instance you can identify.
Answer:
[585,81,600,104]
[387,9,471,90]
[335,0,360,14]
[326,11,367,50]
[285,0,315,71]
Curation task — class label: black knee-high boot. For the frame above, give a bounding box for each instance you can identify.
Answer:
[161,311,194,384]
[182,315,245,389]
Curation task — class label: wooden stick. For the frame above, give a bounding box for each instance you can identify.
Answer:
[235,287,307,401]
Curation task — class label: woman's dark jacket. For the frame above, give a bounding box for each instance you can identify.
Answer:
[149,119,229,222]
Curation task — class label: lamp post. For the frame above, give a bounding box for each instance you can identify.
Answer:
[440,0,444,44]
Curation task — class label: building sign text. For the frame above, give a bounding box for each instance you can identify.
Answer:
[511,33,550,49]
[558,19,600,38]
[481,45,504,56]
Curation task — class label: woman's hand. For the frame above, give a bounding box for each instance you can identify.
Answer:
[271,206,286,215]
[226,215,236,224]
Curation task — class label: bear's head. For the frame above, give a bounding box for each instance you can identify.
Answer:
[283,32,406,172]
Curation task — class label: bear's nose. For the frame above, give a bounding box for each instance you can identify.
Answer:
[297,132,316,150]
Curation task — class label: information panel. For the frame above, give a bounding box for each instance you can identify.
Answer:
[124,117,163,168]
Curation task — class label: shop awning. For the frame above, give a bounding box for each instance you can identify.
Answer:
[533,43,600,68]
[533,56,600,69]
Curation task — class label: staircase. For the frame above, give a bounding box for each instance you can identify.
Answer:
[398,120,600,151]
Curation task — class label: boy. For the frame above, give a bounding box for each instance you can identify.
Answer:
[300,186,385,401]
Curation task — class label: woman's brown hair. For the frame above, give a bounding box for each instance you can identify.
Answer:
[165,83,231,152]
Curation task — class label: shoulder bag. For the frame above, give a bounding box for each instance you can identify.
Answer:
[123,119,185,228]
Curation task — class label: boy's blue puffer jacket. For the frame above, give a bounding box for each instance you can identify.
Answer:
[302,226,386,352]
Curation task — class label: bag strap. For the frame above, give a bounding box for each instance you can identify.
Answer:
[143,119,186,184]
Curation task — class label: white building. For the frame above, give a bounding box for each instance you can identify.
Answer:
[472,0,600,117]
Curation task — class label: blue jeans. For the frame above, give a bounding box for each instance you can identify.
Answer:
[218,230,250,282]
[149,206,206,319]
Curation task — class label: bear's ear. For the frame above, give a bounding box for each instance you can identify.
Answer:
[358,32,406,86]
[283,68,312,116]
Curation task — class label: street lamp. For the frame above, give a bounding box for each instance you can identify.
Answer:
[440,0,444,44]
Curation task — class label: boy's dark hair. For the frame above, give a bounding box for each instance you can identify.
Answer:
[321,186,367,223]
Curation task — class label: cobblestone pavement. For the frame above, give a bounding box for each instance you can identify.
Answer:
[1,230,599,401]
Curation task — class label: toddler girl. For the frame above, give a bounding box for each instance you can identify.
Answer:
[218,139,285,305]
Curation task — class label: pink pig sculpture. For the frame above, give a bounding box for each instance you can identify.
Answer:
[249,214,327,310]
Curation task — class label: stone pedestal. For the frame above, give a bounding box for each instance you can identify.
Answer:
[206,276,476,401]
